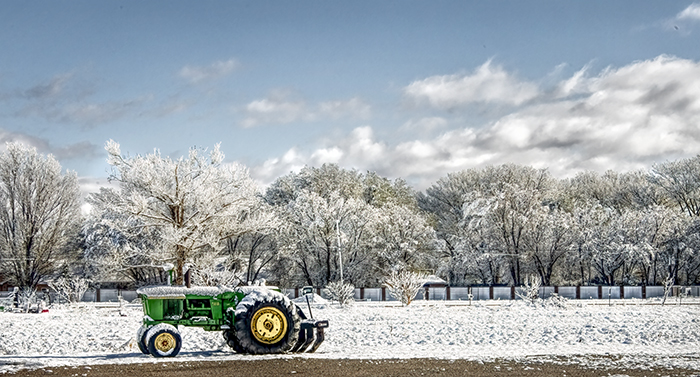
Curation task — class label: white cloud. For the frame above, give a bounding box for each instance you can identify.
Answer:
[240,92,371,128]
[677,3,700,21]
[318,97,371,120]
[555,64,590,98]
[404,60,540,109]
[252,55,700,190]
[400,117,449,134]
[662,3,700,33]
[178,59,239,84]
[241,92,308,128]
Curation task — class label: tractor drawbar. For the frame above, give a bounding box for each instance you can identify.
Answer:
[292,318,329,353]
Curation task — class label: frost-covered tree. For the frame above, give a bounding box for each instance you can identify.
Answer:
[448,193,506,285]
[48,275,91,303]
[82,203,167,285]
[421,165,555,286]
[86,141,276,285]
[188,249,240,286]
[0,143,81,290]
[624,206,683,285]
[483,167,553,286]
[657,217,700,286]
[372,203,436,274]
[325,281,355,306]
[384,270,426,306]
[223,228,280,285]
[516,275,541,304]
[418,170,479,284]
[588,209,650,286]
[279,189,376,286]
[565,203,608,285]
[526,207,574,286]
[649,156,700,217]
[267,164,435,287]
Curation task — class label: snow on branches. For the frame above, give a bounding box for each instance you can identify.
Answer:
[0,142,81,290]
[384,270,427,306]
[326,281,355,306]
[49,276,91,304]
[86,141,278,284]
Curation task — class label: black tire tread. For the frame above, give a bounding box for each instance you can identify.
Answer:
[136,325,150,355]
[146,325,182,358]
[233,291,300,354]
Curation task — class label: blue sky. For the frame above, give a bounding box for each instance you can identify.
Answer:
[2,1,700,193]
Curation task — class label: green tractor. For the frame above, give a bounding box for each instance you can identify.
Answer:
[136,285,328,357]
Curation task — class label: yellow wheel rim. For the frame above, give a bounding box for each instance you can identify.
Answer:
[154,332,176,353]
[250,306,288,345]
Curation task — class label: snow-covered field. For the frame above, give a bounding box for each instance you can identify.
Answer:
[1,298,699,373]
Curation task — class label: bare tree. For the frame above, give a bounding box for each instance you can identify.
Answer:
[0,143,81,290]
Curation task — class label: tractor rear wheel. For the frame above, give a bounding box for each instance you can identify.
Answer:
[146,324,182,357]
[224,330,245,353]
[233,291,300,354]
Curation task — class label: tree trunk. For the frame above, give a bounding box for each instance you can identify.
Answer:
[175,245,188,285]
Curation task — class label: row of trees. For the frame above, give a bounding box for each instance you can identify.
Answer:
[420,165,700,287]
[2,141,700,293]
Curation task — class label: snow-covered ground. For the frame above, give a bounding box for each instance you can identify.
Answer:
[1,298,699,373]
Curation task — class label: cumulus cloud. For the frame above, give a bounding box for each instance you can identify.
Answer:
[253,55,700,190]
[241,92,370,128]
[178,59,239,84]
[241,91,308,128]
[404,60,540,109]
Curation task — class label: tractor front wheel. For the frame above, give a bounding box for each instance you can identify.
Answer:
[233,291,300,354]
[136,325,150,355]
[146,324,182,357]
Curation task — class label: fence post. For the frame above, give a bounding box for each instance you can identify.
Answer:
[96,288,101,302]
[446,286,451,301]
[295,288,299,298]
[620,285,625,299]
[381,287,386,301]
[510,286,515,300]
[489,286,494,300]
[360,287,365,300]
[642,285,646,299]
[598,286,603,300]
[425,287,430,300]
[576,285,580,300]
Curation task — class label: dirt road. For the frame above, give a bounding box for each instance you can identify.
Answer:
[13,358,700,377]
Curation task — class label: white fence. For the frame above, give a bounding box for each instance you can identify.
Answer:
[284,285,700,301]
[5,285,697,303]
